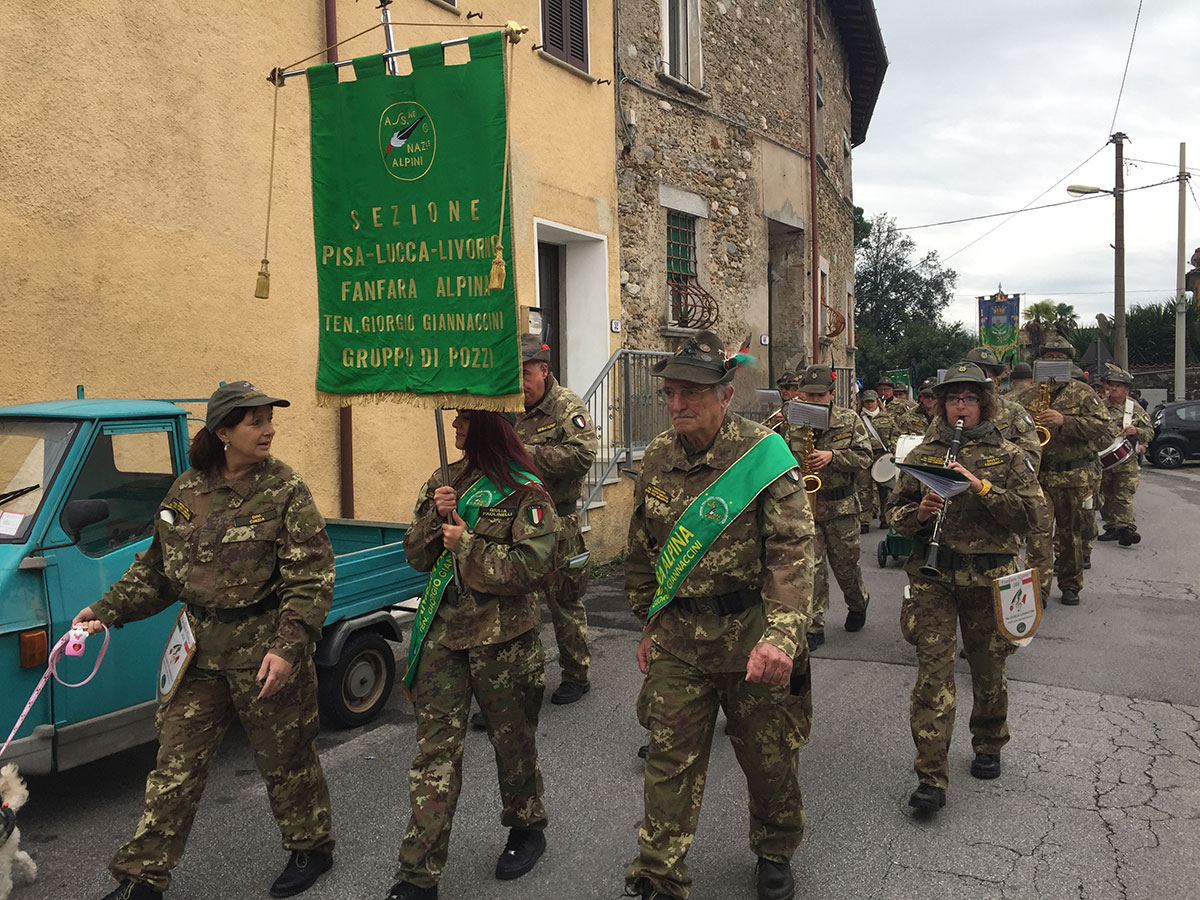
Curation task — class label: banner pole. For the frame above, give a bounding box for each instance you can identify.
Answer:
[433,408,463,588]
[379,0,399,75]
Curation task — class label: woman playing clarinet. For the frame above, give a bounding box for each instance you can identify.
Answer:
[885,362,1041,815]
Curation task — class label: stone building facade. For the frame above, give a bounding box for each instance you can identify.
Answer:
[615,0,885,394]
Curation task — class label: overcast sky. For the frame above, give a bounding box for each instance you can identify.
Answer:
[853,0,1200,333]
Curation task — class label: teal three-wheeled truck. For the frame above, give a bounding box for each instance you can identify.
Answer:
[0,395,428,774]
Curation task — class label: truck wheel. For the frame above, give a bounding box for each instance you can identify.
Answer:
[319,631,396,728]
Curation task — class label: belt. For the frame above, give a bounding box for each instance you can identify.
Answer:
[1044,457,1092,472]
[556,501,578,517]
[913,543,1014,573]
[816,484,855,502]
[187,593,281,624]
[673,588,762,616]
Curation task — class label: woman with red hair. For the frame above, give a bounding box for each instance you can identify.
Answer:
[388,410,558,900]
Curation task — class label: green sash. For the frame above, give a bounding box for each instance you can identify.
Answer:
[648,432,798,618]
[403,469,539,687]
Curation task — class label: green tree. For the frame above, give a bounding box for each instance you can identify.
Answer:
[853,205,872,249]
[854,213,962,382]
[1022,299,1078,357]
[1069,298,1199,367]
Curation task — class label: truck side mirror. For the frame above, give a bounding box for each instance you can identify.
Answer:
[63,499,110,538]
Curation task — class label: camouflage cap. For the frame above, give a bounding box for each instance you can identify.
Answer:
[893,383,911,395]
[935,362,993,393]
[1071,365,1088,381]
[917,377,937,396]
[205,381,289,431]
[798,364,836,393]
[965,346,1004,370]
[875,375,895,387]
[1010,362,1033,379]
[1039,334,1076,359]
[520,333,552,363]
[651,331,736,384]
[776,370,801,388]
[860,389,879,401]
[1103,364,1133,385]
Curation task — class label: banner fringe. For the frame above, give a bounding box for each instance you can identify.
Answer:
[316,390,524,413]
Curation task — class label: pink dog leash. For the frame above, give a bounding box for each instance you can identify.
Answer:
[0,625,110,762]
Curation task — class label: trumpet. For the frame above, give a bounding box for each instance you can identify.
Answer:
[1031,382,1052,446]
[918,417,964,579]
[798,425,822,494]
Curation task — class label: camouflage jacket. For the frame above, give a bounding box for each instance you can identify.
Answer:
[993,394,1043,467]
[1010,381,1118,487]
[91,458,334,669]
[785,405,872,522]
[405,460,558,650]
[886,421,1041,587]
[895,407,935,440]
[517,375,598,515]
[886,397,917,419]
[1104,397,1154,448]
[859,408,897,456]
[626,414,815,668]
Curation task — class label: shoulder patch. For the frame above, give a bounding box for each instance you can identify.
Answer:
[536,422,557,434]
[645,484,672,504]
[920,455,945,465]
[166,498,193,521]
[571,414,587,429]
[831,430,852,442]
[786,467,801,482]
[527,505,545,526]
[1025,456,1037,473]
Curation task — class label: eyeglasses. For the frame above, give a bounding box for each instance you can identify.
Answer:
[945,394,981,406]
[656,386,714,403]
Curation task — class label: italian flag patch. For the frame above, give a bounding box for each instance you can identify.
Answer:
[528,506,544,525]
[572,414,586,429]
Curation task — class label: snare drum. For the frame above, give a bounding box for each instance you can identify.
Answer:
[1098,436,1134,470]
[871,454,897,487]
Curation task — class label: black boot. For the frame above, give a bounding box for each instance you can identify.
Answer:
[755,858,796,900]
[494,827,546,880]
[100,883,163,900]
[970,752,1001,779]
[1097,527,1120,542]
[1061,589,1081,606]
[270,849,333,898]
[550,680,590,704]
[471,711,488,730]
[385,882,439,900]
[845,609,867,632]
[908,783,946,812]
[1118,527,1141,546]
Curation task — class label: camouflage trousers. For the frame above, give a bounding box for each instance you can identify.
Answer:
[1022,486,1054,601]
[901,577,1017,789]
[810,513,868,633]
[627,643,811,900]
[1100,458,1139,531]
[855,463,891,526]
[546,524,591,684]
[1033,482,1092,593]
[109,658,334,892]
[397,624,547,888]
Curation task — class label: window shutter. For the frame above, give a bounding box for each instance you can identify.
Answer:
[542,0,588,71]
[567,0,588,70]
[543,0,565,59]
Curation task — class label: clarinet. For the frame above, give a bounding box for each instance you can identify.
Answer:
[918,417,965,578]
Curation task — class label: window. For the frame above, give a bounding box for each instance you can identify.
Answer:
[0,419,78,543]
[662,0,702,86]
[843,129,852,158]
[542,0,588,71]
[815,70,825,161]
[65,428,176,557]
[667,211,697,324]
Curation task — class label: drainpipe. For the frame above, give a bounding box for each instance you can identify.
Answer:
[326,0,356,517]
[806,0,820,363]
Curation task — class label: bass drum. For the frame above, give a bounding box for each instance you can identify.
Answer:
[871,454,897,487]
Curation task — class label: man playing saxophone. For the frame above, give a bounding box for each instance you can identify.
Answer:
[787,365,873,651]
[886,363,1041,814]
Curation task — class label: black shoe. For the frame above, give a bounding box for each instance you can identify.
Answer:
[1097,528,1120,542]
[637,743,650,759]
[629,876,678,899]
[1061,589,1081,606]
[879,519,889,530]
[908,783,946,812]
[385,882,439,900]
[270,849,333,898]
[844,609,866,632]
[806,632,825,651]
[100,883,163,900]
[550,680,590,705]
[494,827,546,880]
[755,858,795,900]
[970,752,1001,779]
[471,711,488,730]
[1118,528,1141,546]
[860,523,870,535]
[1083,555,1091,570]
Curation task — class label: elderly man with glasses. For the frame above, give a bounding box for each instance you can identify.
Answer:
[886,362,1042,814]
[624,331,815,900]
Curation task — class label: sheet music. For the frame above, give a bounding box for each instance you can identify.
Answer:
[786,400,831,430]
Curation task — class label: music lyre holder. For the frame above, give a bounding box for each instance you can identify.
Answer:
[1033,360,1073,384]
[785,400,831,431]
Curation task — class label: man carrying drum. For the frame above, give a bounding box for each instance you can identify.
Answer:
[1095,365,1153,547]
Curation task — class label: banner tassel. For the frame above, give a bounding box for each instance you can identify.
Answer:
[254,259,271,299]
[488,245,506,290]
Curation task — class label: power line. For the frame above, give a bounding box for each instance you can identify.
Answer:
[1109,0,1143,134]
[1126,156,1200,175]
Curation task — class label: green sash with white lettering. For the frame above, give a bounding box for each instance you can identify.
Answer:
[648,432,798,618]
[403,469,539,687]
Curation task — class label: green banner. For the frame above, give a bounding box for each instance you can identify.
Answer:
[307,32,521,410]
[978,291,1021,365]
[648,433,798,618]
[887,368,913,390]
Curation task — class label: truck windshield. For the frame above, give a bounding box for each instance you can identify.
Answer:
[0,419,78,543]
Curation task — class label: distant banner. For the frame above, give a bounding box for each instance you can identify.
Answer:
[978,291,1021,365]
[887,369,913,389]
[307,32,521,410]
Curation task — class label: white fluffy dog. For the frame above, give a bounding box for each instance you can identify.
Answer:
[0,764,37,899]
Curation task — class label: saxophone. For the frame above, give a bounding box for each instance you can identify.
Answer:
[1031,382,1052,446]
[798,426,822,494]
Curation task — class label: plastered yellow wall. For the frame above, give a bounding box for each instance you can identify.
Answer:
[0,1,618,523]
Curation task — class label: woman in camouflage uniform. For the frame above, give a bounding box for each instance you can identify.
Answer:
[886,364,1041,814]
[75,382,337,900]
[389,410,558,900]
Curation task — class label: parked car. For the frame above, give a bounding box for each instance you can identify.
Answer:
[1147,399,1200,469]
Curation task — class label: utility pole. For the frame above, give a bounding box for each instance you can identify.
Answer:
[1176,143,1188,400]
[1113,132,1128,370]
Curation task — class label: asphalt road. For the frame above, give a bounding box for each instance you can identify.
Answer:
[11,464,1200,900]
